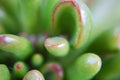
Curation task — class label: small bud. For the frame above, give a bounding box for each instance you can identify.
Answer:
[23,70,45,80]
[31,53,44,67]
[0,64,11,80]
[42,62,63,80]
[66,53,102,80]
[44,36,69,57]
[13,61,28,78]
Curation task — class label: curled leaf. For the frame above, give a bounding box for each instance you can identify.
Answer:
[52,0,92,48]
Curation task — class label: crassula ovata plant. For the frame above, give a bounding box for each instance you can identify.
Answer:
[0,0,120,80]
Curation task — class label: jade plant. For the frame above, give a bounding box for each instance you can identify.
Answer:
[0,0,120,80]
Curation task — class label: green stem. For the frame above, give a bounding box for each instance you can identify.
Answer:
[0,0,19,19]
[19,0,42,34]
[0,8,20,33]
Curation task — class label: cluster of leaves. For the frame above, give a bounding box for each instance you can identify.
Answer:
[0,0,120,80]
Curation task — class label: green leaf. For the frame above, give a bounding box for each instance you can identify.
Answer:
[0,64,11,80]
[66,53,102,80]
[0,34,33,60]
[44,36,70,57]
[52,0,92,49]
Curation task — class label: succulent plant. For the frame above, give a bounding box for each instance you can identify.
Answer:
[0,0,120,80]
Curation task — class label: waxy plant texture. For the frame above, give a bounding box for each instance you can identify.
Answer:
[0,0,120,80]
